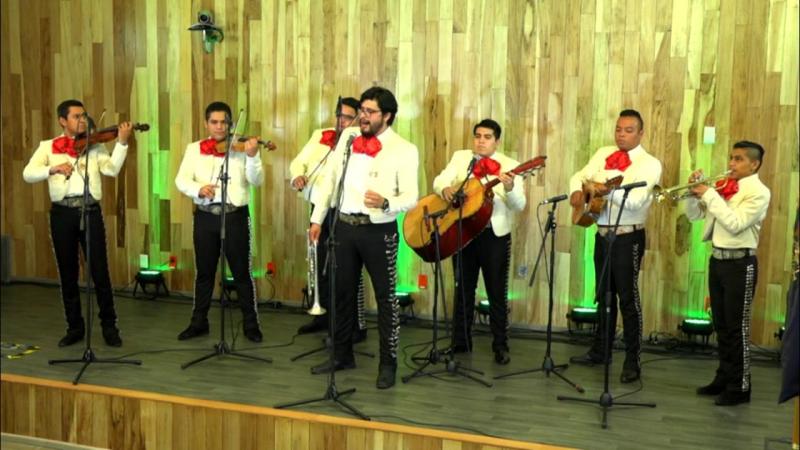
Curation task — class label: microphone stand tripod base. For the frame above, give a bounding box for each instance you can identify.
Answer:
[402,349,492,387]
[49,348,142,386]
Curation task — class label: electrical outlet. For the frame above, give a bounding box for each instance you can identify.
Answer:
[516,265,528,279]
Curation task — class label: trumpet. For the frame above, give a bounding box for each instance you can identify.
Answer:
[306,231,326,316]
[653,170,732,203]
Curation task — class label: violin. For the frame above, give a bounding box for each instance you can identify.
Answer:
[213,135,277,153]
[73,123,150,152]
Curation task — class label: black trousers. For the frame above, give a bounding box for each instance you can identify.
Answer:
[591,229,645,370]
[191,208,259,329]
[49,204,117,331]
[316,208,366,331]
[709,255,757,393]
[332,220,399,366]
[451,227,511,353]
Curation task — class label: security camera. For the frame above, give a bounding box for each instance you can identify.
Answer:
[197,10,213,25]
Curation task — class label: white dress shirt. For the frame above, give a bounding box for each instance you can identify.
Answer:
[432,150,526,237]
[175,139,264,206]
[310,126,419,225]
[22,135,128,201]
[686,173,771,249]
[568,144,662,226]
[289,128,337,204]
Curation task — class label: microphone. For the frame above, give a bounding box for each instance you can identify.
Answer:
[335,96,343,118]
[467,155,480,174]
[540,193,568,205]
[618,180,647,190]
[345,134,357,153]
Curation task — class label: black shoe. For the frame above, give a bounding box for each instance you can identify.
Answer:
[310,359,356,375]
[620,368,640,383]
[297,316,328,335]
[376,364,397,389]
[58,329,85,347]
[494,350,511,365]
[102,326,123,347]
[714,390,751,406]
[696,382,726,396]
[450,343,472,354]
[569,352,607,366]
[244,326,263,343]
[352,328,367,344]
[178,324,209,341]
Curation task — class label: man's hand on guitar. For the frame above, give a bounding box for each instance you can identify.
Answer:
[441,186,456,202]
[498,173,514,191]
[569,190,584,208]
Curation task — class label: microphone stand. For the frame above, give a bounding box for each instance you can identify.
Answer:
[49,112,142,385]
[181,110,272,369]
[557,185,656,428]
[494,200,584,393]
[276,135,368,420]
[403,157,491,387]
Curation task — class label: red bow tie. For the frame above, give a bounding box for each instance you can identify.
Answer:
[52,136,78,158]
[715,177,739,201]
[319,130,337,149]
[352,135,382,157]
[472,157,501,178]
[605,150,632,171]
[200,138,226,157]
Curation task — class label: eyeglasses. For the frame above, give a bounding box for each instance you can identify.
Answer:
[339,114,357,121]
[359,107,382,116]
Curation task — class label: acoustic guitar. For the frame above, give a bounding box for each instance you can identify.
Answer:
[571,175,623,227]
[403,156,547,262]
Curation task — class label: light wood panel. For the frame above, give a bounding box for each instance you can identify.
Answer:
[0,374,567,450]
[0,0,797,346]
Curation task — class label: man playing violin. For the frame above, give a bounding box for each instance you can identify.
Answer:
[175,101,264,343]
[23,99,133,347]
[433,118,525,365]
[567,109,662,384]
[687,141,771,406]
[290,96,369,341]
[307,87,419,389]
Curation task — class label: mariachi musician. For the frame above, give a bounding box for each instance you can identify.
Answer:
[22,99,133,348]
[567,109,662,384]
[432,118,525,365]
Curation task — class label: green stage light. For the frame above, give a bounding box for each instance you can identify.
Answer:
[395,291,413,308]
[134,269,169,299]
[568,306,598,324]
[679,318,714,336]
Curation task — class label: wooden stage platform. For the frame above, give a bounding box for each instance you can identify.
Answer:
[0,284,795,449]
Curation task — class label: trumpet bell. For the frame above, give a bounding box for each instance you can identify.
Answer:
[307,303,327,316]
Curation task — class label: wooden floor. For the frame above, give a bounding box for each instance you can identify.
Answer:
[0,284,794,450]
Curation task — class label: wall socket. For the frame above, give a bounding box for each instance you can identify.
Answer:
[516,264,529,279]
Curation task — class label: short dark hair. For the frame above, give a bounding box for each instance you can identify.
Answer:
[360,86,398,125]
[57,99,84,120]
[733,140,765,172]
[205,101,232,123]
[619,109,644,130]
[473,119,502,140]
[341,97,360,112]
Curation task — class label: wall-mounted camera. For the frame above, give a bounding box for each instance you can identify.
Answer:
[188,10,224,53]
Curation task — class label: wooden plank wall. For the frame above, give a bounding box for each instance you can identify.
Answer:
[0,374,567,450]
[0,0,797,346]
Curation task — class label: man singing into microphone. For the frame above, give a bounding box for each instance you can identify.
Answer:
[289,96,368,341]
[567,109,662,383]
[433,119,525,365]
[23,99,132,347]
[308,86,419,389]
[175,101,264,343]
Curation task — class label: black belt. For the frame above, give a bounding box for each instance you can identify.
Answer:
[197,203,246,215]
[53,196,99,209]
[712,247,755,260]
[338,212,372,226]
